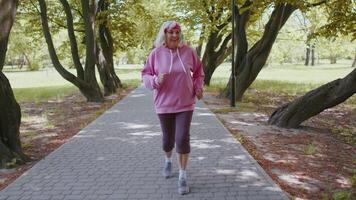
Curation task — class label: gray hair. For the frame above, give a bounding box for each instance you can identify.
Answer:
[153,21,186,48]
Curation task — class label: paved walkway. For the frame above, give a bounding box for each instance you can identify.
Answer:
[0,86,289,200]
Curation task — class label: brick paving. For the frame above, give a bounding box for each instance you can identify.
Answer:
[0,86,289,200]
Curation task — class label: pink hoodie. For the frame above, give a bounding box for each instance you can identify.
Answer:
[141,45,205,114]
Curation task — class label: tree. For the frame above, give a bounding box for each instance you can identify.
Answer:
[295,10,322,66]
[173,0,233,86]
[268,68,356,128]
[38,0,103,102]
[0,0,29,168]
[316,37,351,64]
[222,1,300,100]
[6,18,44,71]
[268,0,356,128]
[95,0,138,95]
[35,0,149,96]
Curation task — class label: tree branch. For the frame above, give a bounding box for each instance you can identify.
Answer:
[307,0,327,8]
[235,0,252,65]
[217,33,232,56]
[59,0,84,79]
[49,17,85,32]
[31,0,84,32]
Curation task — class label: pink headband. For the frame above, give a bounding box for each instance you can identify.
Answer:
[164,22,181,33]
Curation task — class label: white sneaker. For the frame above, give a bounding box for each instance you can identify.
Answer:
[178,178,189,195]
[163,162,172,179]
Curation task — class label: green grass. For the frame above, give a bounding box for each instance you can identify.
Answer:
[121,79,141,89]
[207,78,322,94]
[5,65,142,102]
[206,78,356,106]
[5,62,355,104]
[13,85,78,103]
[4,65,142,89]
[304,143,317,155]
[214,62,354,84]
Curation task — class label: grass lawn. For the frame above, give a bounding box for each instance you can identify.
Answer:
[4,62,355,103]
[3,64,142,88]
[208,62,356,105]
[4,65,141,102]
[213,62,354,84]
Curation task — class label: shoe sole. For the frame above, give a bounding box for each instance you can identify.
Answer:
[164,175,173,179]
[163,172,173,179]
[178,187,189,195]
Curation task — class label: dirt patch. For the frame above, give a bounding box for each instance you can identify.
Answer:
[204,90,356,200]
[0,87,134,191]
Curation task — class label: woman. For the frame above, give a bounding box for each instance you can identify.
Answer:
[141,21,204,195]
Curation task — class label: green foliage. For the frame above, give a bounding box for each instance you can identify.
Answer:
[109,0,177,63]
[6,13,47,71]
[331,127,356,145]
[315,38,355,63]
[108,0,144,52]
[171,0,231,46]
[312,0,356,40]
[350,171,356,187]
[331,191,353,200]
[5,158,18,168]
[304,143,317,155]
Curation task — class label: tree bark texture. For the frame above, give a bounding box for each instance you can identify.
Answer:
[202,31,232,86]
[0,0,29,168]
[96,0,122,96]
[38,0,103,102]
[305,43,310,66]
[330,56,337,64]
[222,2,296,100]
[200,2,232,86]
[311,44,315,66]
[59,0,84,80]
[268,68,356,128]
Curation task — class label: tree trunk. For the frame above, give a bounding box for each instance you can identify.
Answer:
[203,55,218,85]
[311,43,315,66]
[0,0,29,168]
[222,3,296,100]
[81,0,103,101]
[268,68,356,128]
[96,0,122,96]
[195,25,205,58]
[202,31,232,86]
[59,0,84,80]
[305,43,310,66]
[23,53,30,68]
[330,56,337,64]
[38,0,103,102]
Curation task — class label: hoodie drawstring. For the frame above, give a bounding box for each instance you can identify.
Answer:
[169,50,173,74]
[177,49,187,74]
[168,49,187,74]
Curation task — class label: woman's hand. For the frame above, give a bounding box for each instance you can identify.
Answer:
[196,90,203,100]
[156,73,167,84]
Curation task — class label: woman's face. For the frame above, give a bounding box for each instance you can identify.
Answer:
[165,28,180,49]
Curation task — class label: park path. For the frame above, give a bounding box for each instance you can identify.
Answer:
[0,86,289,200]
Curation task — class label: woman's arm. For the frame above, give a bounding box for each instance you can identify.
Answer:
[191,50,205,96]
[141,50,161,90]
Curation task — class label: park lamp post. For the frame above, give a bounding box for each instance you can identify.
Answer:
[231,0,236,107]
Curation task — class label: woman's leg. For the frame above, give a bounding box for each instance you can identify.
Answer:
[175,111,193,194]
[175,111,193,169]
[158,113,176,155]
[158,113,175,178]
